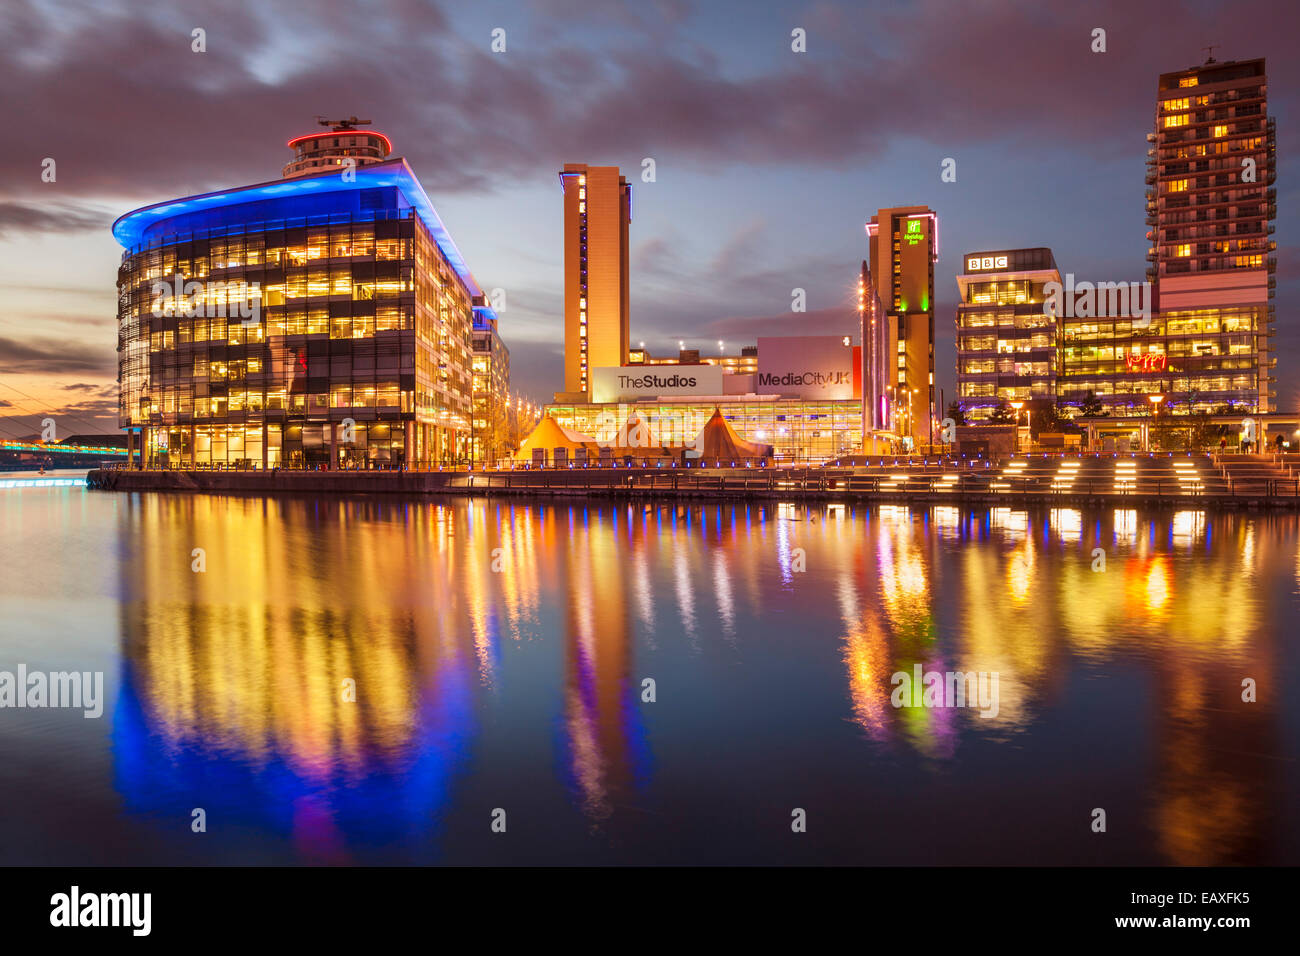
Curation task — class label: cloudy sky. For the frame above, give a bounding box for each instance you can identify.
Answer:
[1,0,1296,436]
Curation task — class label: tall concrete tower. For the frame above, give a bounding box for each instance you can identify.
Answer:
[556,164,631,401]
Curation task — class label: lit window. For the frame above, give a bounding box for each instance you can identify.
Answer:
[1175,244,1191,257]
[1178,77,1198,88]
[1213,125,1228,137]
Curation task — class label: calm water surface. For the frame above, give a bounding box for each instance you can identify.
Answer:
[1,481,1298,865]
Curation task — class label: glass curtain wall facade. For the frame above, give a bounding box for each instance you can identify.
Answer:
[1146,56,1276,412]
[1058,306,1260,416]
[1057,314,1169,416]
[114,162,482,468]
[955,248,1060,420]
[471,310,511,462]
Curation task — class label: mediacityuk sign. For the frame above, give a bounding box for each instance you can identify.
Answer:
[756,335,855,399]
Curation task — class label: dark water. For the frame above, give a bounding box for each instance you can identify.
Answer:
[1,485,1297,865]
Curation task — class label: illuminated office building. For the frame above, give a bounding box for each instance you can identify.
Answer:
[867,206,937,444]
[1057,308,1171,417]
[955,248,1060,421]
[965,56,1278,422]
[1146,55,1276,412]
[626,345,758,375]
[557,164,631,400]
[471,304,511,462]
[114,126,497,467]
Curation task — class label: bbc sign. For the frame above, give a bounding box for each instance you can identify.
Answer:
[966,254,1009,272]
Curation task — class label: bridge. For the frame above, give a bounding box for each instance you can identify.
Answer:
[0,475,87,489]
[0,439,128,472]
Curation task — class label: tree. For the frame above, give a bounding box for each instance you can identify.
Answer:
[989,399,1015,424]
[945,400,966,426]
[1186,411,1228,452]
[1080,391,1107,417]
[1031,404,1065,436]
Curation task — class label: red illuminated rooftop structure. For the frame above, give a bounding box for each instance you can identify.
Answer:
[283,116,393,178]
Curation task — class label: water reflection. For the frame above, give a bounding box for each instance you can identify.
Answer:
[11,489,1288,864]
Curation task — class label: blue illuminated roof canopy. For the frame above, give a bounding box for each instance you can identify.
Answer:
[112,159,487,298]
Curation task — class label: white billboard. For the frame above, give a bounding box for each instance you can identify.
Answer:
[755,336,855,399]
[591,365,724,403]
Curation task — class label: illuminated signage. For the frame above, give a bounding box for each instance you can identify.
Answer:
[1125,353,1167,372]
[967,255,1009,272]
[905,218,924,246]
[756,336,855,400]
[591,365,723,402]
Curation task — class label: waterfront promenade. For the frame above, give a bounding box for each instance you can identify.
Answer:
[86,452,1300,508]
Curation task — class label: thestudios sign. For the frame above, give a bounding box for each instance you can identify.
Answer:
[591,365,724,402]
[756,336,854,400]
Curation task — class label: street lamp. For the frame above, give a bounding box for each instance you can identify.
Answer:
[1146,394,1164,452]
[1010,400,1025,452]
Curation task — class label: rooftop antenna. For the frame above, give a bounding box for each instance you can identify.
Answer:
[1201,45,1218,65]
[316,115,372,131]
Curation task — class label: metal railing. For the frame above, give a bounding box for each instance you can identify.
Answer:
[89,456,1300,500]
